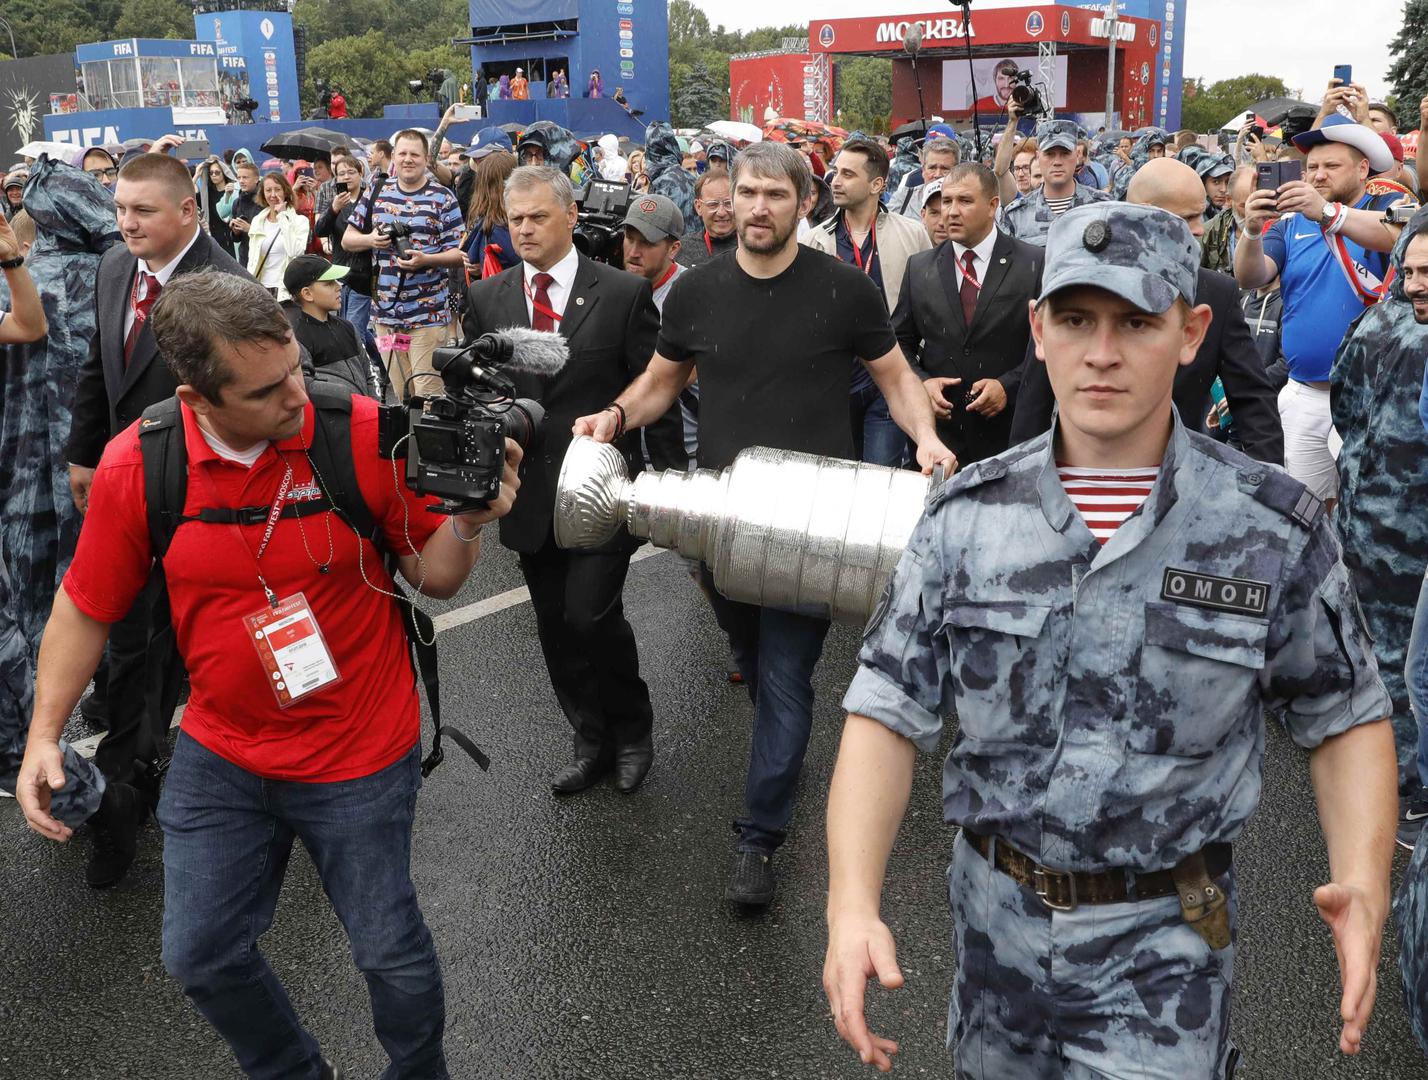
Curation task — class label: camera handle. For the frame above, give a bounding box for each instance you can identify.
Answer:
[949,0,986,163]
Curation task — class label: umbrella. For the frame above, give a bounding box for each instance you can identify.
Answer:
[763,118,849,154]
[1249,97,1315,127]
[703,120,762,145]
[889,119,933,144]
[259,126,357,161]
[15,140,81,164]
[499,123,524,135]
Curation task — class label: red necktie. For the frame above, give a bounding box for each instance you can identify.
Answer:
[531,271,556,332]
[125,272,161,365]
[959,249,980,327]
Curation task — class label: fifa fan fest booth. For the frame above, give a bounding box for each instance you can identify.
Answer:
[735,2,1185,135]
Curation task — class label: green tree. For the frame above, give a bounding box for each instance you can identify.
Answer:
[305,30,470,118]
[672,59,725,128]
[835,57,892,133]
[115,0,193,39]
[669,0,711,44]
[1179,73,1289,133]
[1388,0,1428,125]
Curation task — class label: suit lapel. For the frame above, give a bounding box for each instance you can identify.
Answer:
[933,242,968,335]
[103,254,137,392]
[556,255,600,342]
[969,232,1015,330]
[119,234,209,395]
[499,269,531,329]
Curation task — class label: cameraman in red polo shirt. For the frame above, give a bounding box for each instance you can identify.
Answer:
[15,270,518,1080]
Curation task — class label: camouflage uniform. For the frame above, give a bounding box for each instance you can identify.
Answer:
[1330,208,1428,779]
[1001,121,1111,247]
[844,204,1390,1077]
[1200,206,1240,274]
[1110,127,1172,200]
[1396,832,1428,1055]
[0,556,105,826]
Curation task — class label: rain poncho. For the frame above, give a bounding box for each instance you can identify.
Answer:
[597,133,628,182]
[0,156,121,652]
[1110,126,1171,199]
[643,122,694,226]
[886,138,922,199]
[1330,204,1428,778]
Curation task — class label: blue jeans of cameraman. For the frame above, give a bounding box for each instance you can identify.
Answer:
[158,733,447,1080]
[1410,568,1428,791]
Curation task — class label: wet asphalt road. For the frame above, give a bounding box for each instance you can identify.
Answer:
[1,533,1426,1080]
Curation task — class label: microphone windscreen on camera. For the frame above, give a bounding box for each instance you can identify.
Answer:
[496,326,570,376]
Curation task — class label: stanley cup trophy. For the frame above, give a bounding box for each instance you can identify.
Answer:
[554,436,945,624]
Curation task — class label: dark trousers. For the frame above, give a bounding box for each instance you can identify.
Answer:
[93,567,185,787]
[159,734,447,1080]
[698,567,832,853]
[519,533,652,759]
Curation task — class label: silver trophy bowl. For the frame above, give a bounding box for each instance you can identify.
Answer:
[555,436,941,624]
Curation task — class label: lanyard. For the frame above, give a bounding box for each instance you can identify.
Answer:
[654,262,678,289]
[844,215,876,275]
[954,248,982,292]
[198,457,294,610]
[704,229,715,255]
[523,274,564,323]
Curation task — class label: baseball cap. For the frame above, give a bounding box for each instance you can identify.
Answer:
[926,123,957,142]
[1037,204,1199,315]
[1292,113,1395,175]
[919,178,945,209]
[1381,131,1406,164]
[1035,119,1083,154]
[466,127,514,160]
[3,169,27,190]
[283,255,349,297]
[623,193,684,241]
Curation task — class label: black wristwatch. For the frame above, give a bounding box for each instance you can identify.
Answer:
[0,255,23,269]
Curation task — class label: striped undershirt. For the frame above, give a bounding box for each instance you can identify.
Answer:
[1057,465,1160,544]
[1044,194,1076,216]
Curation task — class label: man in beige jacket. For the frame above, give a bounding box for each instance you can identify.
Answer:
[802,136,932,465]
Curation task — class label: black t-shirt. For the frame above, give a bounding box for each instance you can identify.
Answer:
[291,308,363,369]
[658,246,897,470]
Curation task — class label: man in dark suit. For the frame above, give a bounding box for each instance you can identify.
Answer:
[463,165,685,795]
[893,164,1044,466]
[65,152,250,888]
[1010,158,1284,465]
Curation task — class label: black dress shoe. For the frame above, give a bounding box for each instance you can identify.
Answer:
[726,849,776,907]
[85,781,148,889]
[78,690,109,731]
[551,755,612,794]
[319,1055,346,1080]
[612,742,653,794]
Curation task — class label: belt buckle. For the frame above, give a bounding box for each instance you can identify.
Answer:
[236,505,270,525]
[1032,865,1078,912]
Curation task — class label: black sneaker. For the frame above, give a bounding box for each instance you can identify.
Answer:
[85,781,147,889]
[725,849,775,907]
[1398,790,1428,852]
[78,690,109,731]
[319,1056,346,1080]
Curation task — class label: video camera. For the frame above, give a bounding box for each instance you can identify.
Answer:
[377,330,565,514]
[1009,71,1048,119]
[573,178,633,263]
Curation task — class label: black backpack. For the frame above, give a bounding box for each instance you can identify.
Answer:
[136,382,488,778]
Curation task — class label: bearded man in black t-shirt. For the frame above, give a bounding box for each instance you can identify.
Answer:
[574,141,955,908]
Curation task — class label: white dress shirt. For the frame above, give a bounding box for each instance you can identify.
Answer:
[950,228,999,291]
[124,225,203,340]
[521,245,580,323]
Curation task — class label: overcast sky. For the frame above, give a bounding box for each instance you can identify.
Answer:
[693,0,1405,102]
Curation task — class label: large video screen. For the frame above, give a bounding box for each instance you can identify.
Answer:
[941,56,1069,115]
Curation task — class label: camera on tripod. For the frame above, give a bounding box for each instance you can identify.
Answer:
[377,333,547,514]
[573,178,633,263]
[1010,71,1049,119]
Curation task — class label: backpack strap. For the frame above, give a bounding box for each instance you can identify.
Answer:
[138,397,190,560]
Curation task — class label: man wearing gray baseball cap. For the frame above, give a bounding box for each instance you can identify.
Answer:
[621,192,685,310]
[825,201,1395,1076]
[1001,118,1110,246]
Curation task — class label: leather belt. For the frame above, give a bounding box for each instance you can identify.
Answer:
[963,831,1231,912]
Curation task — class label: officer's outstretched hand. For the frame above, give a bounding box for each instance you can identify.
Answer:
[16,738,74,842]
[1313,881,1384,1054]
[824,914,903,1071]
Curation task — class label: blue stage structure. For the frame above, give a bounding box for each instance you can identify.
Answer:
[463,0,669,128]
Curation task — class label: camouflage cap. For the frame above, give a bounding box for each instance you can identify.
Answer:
[1037,203,1199,315]
[1035,119,1083,153]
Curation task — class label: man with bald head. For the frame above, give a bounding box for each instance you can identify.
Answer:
[1010,157,1284,464]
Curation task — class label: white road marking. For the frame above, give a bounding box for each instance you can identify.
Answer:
[64,548,672,760]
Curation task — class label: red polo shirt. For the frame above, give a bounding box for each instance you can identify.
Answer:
[63,395,443,782]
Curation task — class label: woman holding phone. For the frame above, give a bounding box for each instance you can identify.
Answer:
[246,172,310,300]
[315,155,375,337]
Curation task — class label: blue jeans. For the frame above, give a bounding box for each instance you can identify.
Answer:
[158,733,447,1080]
[341,285,373,339]
[699,567,832,853]
[1411,568,1428,791]
[850,381,909,467]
